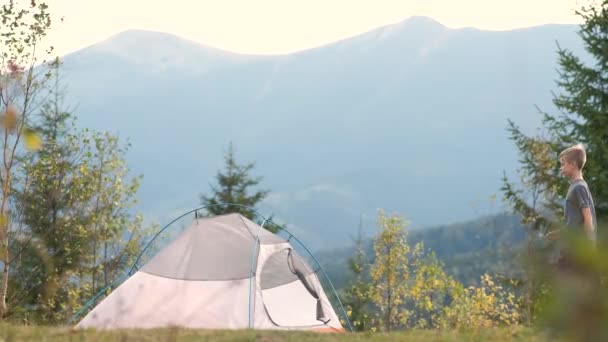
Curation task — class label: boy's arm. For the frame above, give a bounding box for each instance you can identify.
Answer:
[575,185,595,240]
[582,207,594,240]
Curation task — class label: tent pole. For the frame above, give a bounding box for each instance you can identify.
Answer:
[68,272,131,325]
[248,218,268,329]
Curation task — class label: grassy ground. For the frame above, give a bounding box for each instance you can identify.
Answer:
[0,324,546,342]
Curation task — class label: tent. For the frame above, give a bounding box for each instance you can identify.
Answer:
[75,213,345,332]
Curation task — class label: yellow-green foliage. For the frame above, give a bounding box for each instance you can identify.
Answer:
[438,274,520,330]
[369,210,413,331]
[363,210,521,332]
[408,251,462,329]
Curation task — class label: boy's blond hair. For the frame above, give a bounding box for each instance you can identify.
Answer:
[560,143,587,170]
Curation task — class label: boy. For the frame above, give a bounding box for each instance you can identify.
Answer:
[559,143,597,243]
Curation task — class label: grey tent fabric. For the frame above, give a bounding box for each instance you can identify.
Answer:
[142,213,285,280]
[260,249,314,290]
[238,215,285,244]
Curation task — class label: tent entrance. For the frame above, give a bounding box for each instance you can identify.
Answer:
[260,248,330,327]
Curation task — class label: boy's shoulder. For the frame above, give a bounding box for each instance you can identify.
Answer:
[566,180,593,203]
[570,180,591,192]
[576,180,592,194]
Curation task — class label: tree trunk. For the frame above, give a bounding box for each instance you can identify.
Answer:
[91,156,105,295]
[525,233,533,324]
[0,165,11,317]
[103,240,108,288]
[386,243,392,332]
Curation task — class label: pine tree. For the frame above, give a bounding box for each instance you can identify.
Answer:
[200,143,269,223]
[503,0,608,237]
[10,82,148,323]
[9,85,88,322]
[502,0,608,324]
[548,1,608,219]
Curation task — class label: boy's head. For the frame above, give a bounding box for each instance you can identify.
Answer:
[560,143,586,179]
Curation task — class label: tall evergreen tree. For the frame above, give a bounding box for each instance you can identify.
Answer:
[503,0,608,236]
[502,0,608,324]
[9,85,88,322]
[10,83,148,323]
[200,143,269,223]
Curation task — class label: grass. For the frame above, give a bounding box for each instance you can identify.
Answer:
[0,324,546,342]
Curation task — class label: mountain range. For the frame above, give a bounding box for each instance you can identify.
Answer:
[59,16,585,249]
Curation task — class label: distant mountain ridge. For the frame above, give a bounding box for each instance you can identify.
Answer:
[58,16,585,249]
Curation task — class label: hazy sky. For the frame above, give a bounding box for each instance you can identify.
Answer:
[43,0,581,56]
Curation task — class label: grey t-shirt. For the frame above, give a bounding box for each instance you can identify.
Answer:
[564,179,596,239]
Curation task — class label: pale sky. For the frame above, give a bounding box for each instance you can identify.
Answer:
[43,0,582,57]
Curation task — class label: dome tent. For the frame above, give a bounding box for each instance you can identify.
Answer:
[73,209,350,332]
